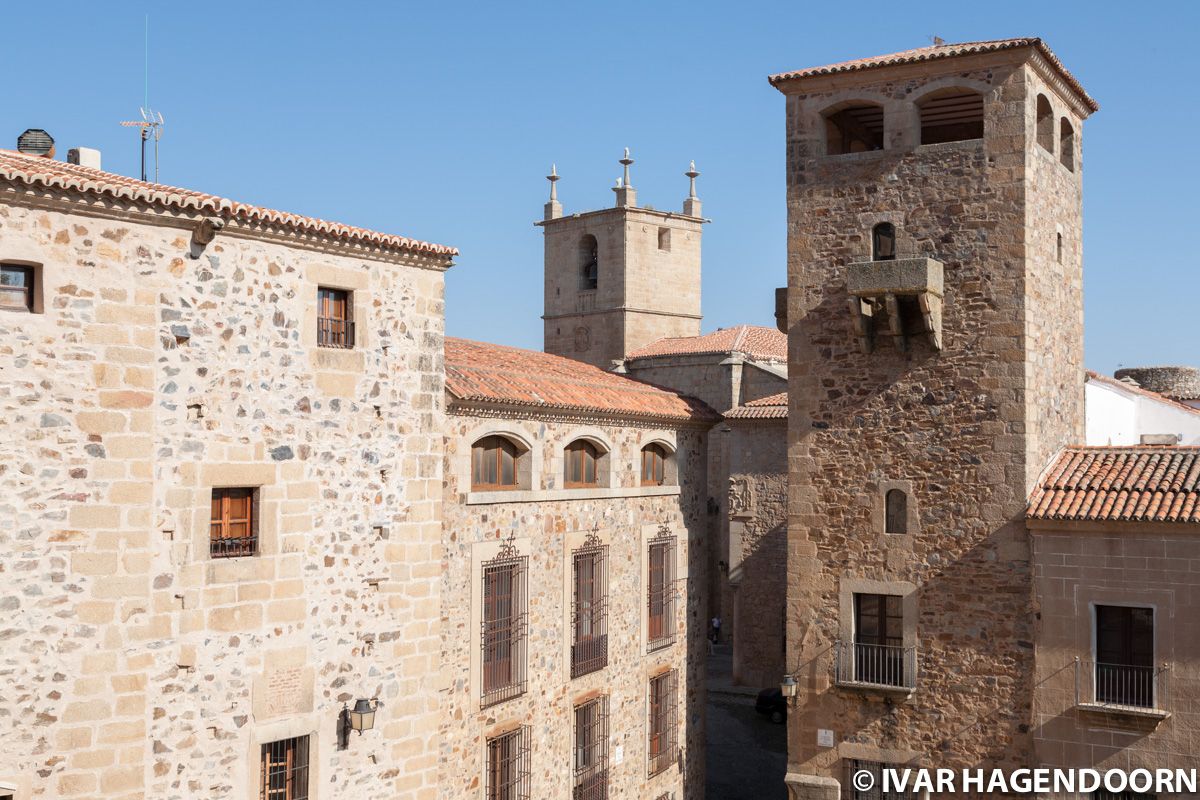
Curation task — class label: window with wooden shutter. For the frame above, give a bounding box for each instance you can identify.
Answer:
[641,444,667,486]
[472,436,520,491]
[647,670,677,777]
[260,736,309,800]
[481,541,528,707]
[210,487,257,558]
[486,726,531,800]
[573,696,609,800]
[317,286,354,349]
[0,264,34,312]
[571,535,608,678]
[647,529,677,651]
[565,440,600,488]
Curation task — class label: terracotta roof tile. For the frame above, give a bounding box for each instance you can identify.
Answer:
[725,391,788,420]
[626,325,786,361]
[0,149,456,257]
[1028,447,1200,524]
[1087,371,1200,417]
[444,338,717,422]
[769,38,1098,113]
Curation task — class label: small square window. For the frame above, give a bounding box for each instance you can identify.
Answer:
[0,263,36,313]
[317,287,354,349]
[210,487,257,558]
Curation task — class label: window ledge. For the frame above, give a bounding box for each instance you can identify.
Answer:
[1076,702,1170,721]
[835,680,915,698]
[466,484,681,506]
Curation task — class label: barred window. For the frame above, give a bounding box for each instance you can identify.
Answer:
[565,440,600,487]
[211,487,257,558]
[260,736,309,800]
[641,444,667,486]
[647,670,678,777]
[845,760,920,800]
[473,436,520,491]
[487,726,531,800]
[572,537,609,678]
[573,696,609,800]
[482,543,528,706]
[647,531,677,651]
[317,286,354,349]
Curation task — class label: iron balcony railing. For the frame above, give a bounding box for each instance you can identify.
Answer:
[1075,659,1169,712]
[317,316,355,349]
[835,641,917,691]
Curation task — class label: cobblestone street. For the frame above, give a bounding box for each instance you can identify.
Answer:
[706,647,787,800]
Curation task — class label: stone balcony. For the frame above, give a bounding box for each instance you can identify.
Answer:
[845,257,944,352]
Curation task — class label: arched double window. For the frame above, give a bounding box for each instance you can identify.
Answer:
[579,235,599,290]
[872,223,896,261]
[565,440,601,487]
[472,435,521,491]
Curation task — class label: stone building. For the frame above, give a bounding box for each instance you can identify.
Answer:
[0,148,454,798]
[770,38,1099,797]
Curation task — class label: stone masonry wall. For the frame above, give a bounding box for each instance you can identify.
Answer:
[0,195,448,799]
[781,52,1086,786]
[440,409,708,800]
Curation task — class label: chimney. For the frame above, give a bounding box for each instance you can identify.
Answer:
[17,129,55,158]
[68,147,102,170]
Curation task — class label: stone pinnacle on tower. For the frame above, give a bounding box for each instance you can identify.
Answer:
[614,147,637,208]
[684,160,701,216]
[544,163,562,221]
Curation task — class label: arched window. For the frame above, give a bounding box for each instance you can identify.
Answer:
[1059,118,1075,172]
[885,489,907,534]
[565,440,600,487]
[872,223,896,261]
[579,235,599,291]
[472,436,520,491]
[641,444,668,486]
[917,88,984,145]
[1036,94,1054,153]
[822,102,885,155]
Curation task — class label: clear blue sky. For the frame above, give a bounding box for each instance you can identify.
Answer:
[5,1,1196,375]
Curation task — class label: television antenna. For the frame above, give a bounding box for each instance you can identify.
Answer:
[120,107,164,183]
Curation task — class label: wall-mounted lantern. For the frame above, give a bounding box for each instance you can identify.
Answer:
[338,698,379,750]
[781,674,797,704]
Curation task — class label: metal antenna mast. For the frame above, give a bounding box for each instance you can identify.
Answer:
[119,16,165,182]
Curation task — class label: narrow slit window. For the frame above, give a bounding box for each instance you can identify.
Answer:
[1056,233,1064,264]
[317,286,354,349]
[210,487,257,558]
[580,235,599,291]
[1060,118,1076,172]
[885,489,907,534]
[1036,94,1054,153]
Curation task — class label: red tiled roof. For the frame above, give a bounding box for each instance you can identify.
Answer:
[1087,371,1200,417]
[444,338,717,422]
[769,38,1098,113]
[625,325,787,361]
[1028,447,1200,524]
[725,391,788,420]
[0,149,457,258]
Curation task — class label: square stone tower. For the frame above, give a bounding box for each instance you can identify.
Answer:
[538,153,706,368]
[769,39,1096,796]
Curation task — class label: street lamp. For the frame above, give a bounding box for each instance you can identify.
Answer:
[781,674,797,703]
[338,698,379,750]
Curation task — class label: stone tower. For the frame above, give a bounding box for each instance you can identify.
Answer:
[769,39,1096,796]
[538,152,706,368]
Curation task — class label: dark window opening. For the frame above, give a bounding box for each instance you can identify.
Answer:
[472,436,520,491]
[1036,94,1054,153]
[824,104,885,154]
[641,444,667,486]
[854,593,904,686]
[885,489,907,534]
[1095,605,1154,707]
[0,264,35,313]
[1060,118,1076,172]
[647,670,678,777]
[573,697,609,800]
[317,286,354,349]
[565,440,600,488]
[918,88,984,144]
[482,550,528,706]
[210,487,257,558]
[486,726,531,800]
[572,541,609,678]
[657,227,671,252]
[580,235,599,291]
[872,223,896,261]
[260,736,309,800]
[1056,233,1064,264]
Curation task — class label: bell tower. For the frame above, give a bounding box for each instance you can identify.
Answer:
[538,151,706,368]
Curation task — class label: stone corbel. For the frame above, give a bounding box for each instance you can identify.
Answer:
[847,297,874,354]
[884,293,906,352]
[918,293,943,351]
